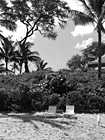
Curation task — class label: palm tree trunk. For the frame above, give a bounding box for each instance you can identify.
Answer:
[20,63,22,74]
[5,59,8,75]
[25,60,30,73]
[97,29,102,80]
[14,65,16,75]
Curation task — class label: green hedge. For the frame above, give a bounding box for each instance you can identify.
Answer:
[0,70,105,113]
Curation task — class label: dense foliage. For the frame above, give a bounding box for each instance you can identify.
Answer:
[0,70,105,113]
[67,41,105,72]
[0,0,70,74]
[0,0,105,114]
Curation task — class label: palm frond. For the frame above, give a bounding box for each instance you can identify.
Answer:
[27,51,39,56]
[0,33,12,48]
[41,63,48,69]
[27,56,41,62]
[70,10,95,25]
[44,67,52,71]
[99,1,105,21]
[0,47,5,57]
[35,59,51,70]
[87,0,105,18]
[25,42,34,47]
[76,0,95,18]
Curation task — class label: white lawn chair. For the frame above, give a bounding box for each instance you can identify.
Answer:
[64,105,75,115]
[63,105,76,119]
[44,105,57,117]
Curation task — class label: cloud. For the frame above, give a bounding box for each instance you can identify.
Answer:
[64,0,95,37]
[65,0,84,12]
[71,25,94,37]
[75,38,94,49]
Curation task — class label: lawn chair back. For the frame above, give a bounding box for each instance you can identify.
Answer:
[48,106,56,114]
[65,105,74,114]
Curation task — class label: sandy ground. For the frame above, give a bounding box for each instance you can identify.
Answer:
[0,113,105,140]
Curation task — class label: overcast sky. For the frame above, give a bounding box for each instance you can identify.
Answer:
[3,0,102,71]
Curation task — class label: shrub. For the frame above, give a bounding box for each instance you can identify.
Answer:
[49,93,59,105]
[31,99,42,111]
[0,70,105,113]
[66,91,85,113]
[41,95,50,111]
[0,89,7,111]
[89,95,105,113]
[57,96,66,112]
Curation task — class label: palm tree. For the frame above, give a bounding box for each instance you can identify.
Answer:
[0,37,16,74]
[70,0,105,80]
[17,42,40,73]
[10,62,20,74]
[0,1,17,74]
[36,59,52,71]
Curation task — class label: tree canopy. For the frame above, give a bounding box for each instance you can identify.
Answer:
[67,54,86,71]
[11,0,70,43]
[0,0,70,74]
[82,41,105,62]
[70,0,105,79]
[67,41,105,71]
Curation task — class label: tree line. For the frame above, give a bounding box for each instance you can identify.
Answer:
[67,41,105,72]
[0,0,105,80]
[0,0,69,74]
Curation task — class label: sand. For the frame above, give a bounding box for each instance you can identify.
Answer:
[0,113,105,140]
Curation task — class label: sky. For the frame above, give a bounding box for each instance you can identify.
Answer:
[31,0,98,71]
[3,0,103,72]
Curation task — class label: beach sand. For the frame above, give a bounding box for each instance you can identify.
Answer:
[0,113,105,140]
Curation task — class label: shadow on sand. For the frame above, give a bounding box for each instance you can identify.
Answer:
[0,112,76,130]
[100,125,105,128]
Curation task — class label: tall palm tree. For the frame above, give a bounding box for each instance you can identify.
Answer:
[36,59,52,71]
[17,42,40,73]
[0,37,16,74]
[70,0,105,80]
[0,1,17,74]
